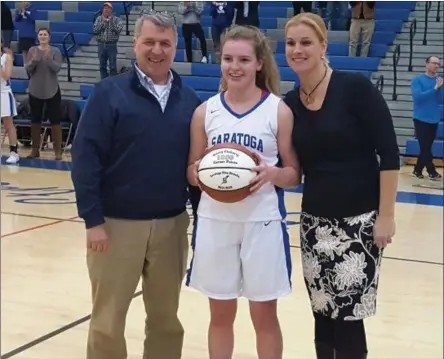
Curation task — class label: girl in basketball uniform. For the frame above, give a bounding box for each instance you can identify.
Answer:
[186,25,301,359]
[1,41,19,164]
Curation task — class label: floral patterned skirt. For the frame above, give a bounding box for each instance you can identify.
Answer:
[299,210,383,321]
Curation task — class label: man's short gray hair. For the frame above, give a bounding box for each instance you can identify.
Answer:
[134,12,178,42]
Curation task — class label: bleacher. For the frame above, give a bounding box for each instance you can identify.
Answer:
[5,1,140,114]
[6,0,442,165]
[405,121,444,163]
[7,1,414,103]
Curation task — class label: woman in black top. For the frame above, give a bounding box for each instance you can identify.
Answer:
[283,13,400,359]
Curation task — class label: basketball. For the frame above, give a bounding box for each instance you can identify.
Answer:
[197,143,259,203]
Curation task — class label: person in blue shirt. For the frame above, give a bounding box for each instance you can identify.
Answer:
[411,56,443,179]
[210,1,234,63]
[71,11,201,359]
[14,2,36,66]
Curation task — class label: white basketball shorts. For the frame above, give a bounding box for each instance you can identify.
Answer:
[1,91,17,118]
[185,217,292,301]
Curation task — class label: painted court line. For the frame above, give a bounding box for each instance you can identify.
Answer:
[0,290,143,359]
[1,245,442,358]
[0,216,79,239]
[1,211,84,224]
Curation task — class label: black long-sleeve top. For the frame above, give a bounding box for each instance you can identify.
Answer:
[284,70,400,219]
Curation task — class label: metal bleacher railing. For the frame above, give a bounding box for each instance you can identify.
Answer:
[62,32,76,82]
[422,1,441,46]
[408,18,417,72]
[375,75,384,94]
[392,44,401,100]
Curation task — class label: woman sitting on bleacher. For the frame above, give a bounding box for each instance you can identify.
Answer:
[1,42,19,164]
[25,28,63,160]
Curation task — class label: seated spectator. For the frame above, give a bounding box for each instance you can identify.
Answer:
[234,1,260,27]
[1,43,19,164]
[15,1,36,66]
[178,2,208,63]
[93,2,123,79]
[25,28,63,160]
[349,2,375,57]
[1,2,14,49]
[325,1,348,30]
[210,1,234,63]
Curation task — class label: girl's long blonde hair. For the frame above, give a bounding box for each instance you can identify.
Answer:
[219,25,281,96]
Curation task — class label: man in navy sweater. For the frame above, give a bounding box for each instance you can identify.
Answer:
[71,11,201,359]
[411,56,443,179]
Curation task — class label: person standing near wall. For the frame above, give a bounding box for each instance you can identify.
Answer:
[93,2,123,79]
[349,2,375,57]
[178,1,208,63]
[25,28,63,160]
[210,1,233,63]
[411,56,443,180]
[15,1,36,66]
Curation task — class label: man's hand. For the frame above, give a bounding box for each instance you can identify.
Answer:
[435,77,443,90]
[87,225,109,252]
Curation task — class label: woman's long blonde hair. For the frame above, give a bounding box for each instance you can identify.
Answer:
[219,25,281,96]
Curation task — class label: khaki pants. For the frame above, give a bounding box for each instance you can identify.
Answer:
[86,211,190,359]
[349,18,375,57]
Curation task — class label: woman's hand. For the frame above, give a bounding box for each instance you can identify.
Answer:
[373,215,395,249]
[249,152,277,193]
[28,47,41,61]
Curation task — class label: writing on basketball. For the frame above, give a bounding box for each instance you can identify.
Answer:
[211,132,264,152]
[212,149,237,165]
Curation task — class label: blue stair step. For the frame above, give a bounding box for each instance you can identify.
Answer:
[188,63,372,82]
[437,122,443,140]
[274,54,380,70]
[405,139,444,158]
[11,79,28,94]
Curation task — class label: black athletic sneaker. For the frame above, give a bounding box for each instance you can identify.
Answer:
[412,171,424,179]
[429,172,442,180]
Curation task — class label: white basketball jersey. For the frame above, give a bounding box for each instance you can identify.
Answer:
[1,53,12,93]
[197,91,286,223]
